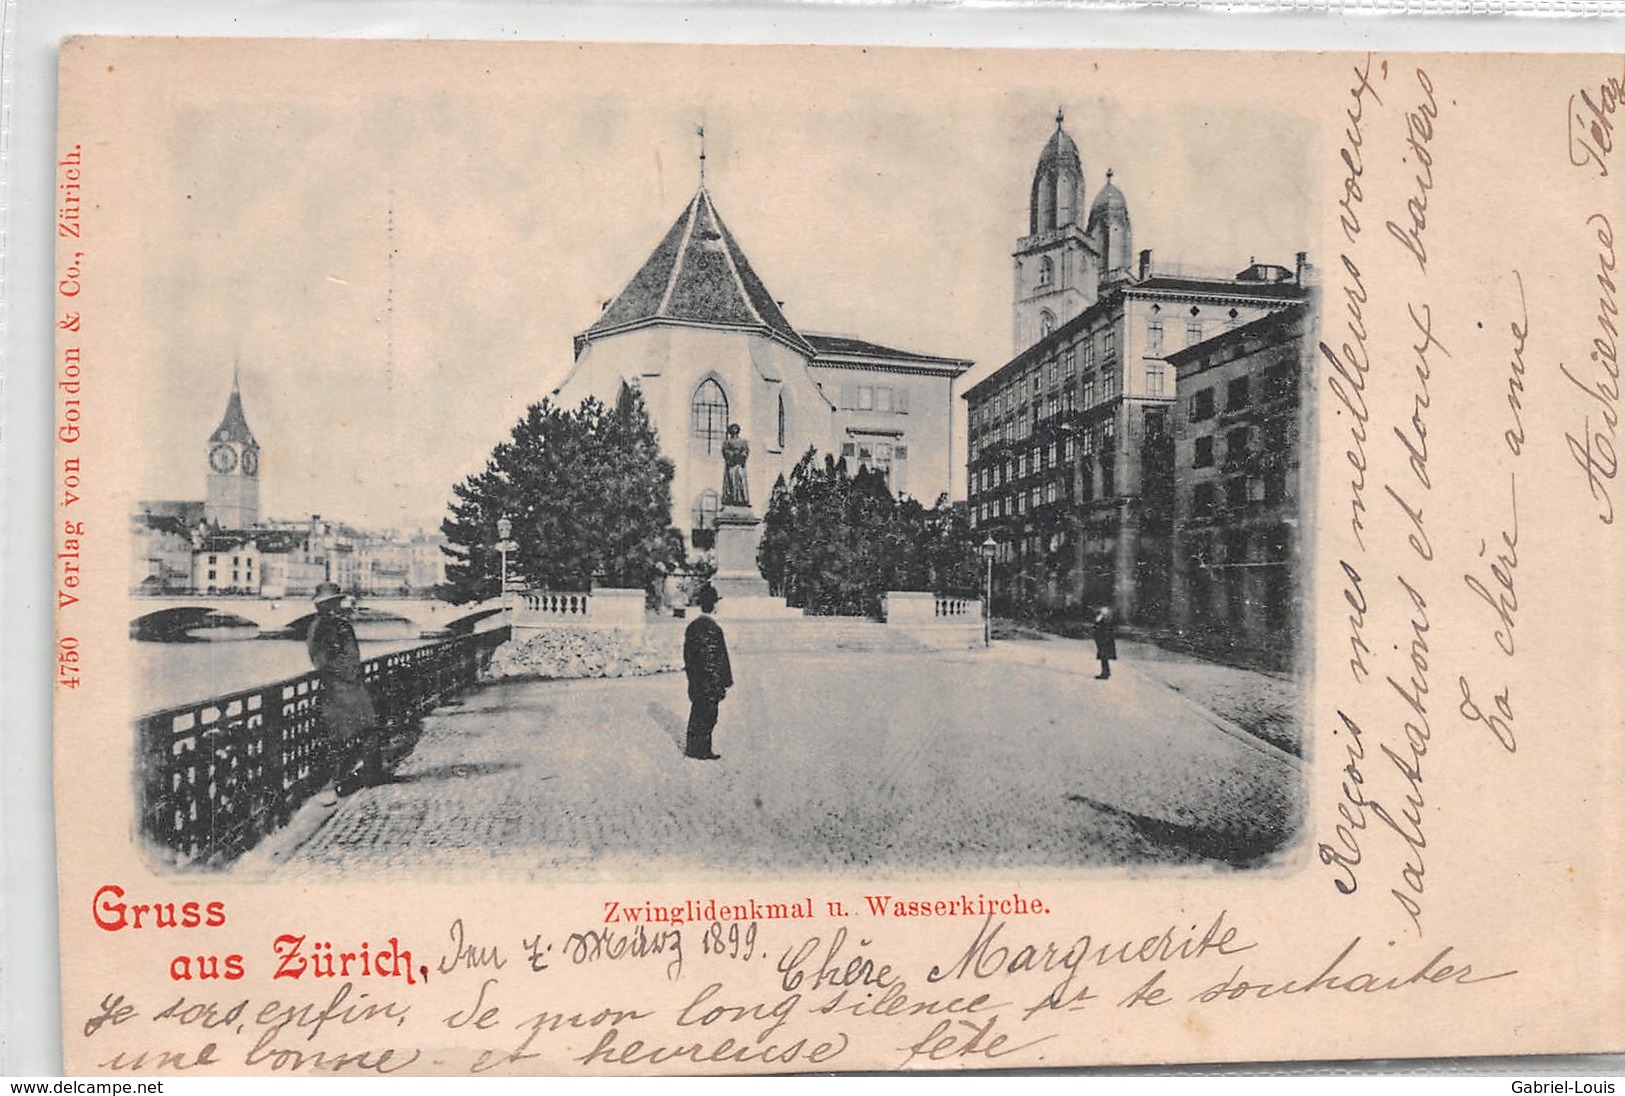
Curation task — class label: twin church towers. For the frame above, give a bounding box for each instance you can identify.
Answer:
[1012,107,1135,355]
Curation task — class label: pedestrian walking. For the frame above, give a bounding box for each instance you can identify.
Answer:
[1093,605,1118,680]
[683,585,732,760]
[307,582,382,796]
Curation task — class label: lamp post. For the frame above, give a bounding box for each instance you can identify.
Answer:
[981,535,997,648]
[495,517,517,604]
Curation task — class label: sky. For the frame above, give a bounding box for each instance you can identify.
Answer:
[116,41,1315,529]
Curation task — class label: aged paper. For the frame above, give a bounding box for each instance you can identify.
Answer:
[53,38,1622,1073]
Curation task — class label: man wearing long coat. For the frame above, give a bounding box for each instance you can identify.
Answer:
[683,585,732,760]
[308,582,381,794]
[1093,605,1118,680]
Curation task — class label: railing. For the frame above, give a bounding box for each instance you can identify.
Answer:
[520,591,591,617]
[935,597,974,618]
[514,587,646,628]
[135,627,510,869]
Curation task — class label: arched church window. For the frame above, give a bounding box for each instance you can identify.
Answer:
[691,379,729,455]
[690,489,720,549]
[1040,310,1056,339]
[1037,257,1054,289]
[777,393,787,449]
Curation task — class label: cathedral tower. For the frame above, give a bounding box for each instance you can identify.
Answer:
[204,367,260,529]
[1012,108,1100,354]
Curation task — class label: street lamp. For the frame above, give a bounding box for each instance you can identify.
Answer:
[495,517,517,601]
[980,535,997,647]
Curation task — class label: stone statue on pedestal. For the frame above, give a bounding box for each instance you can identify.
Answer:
[721,423,750,509]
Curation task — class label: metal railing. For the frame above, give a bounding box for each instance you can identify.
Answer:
[135,627,510,868]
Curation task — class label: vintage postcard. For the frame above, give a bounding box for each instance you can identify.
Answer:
[53,38,1622,1073]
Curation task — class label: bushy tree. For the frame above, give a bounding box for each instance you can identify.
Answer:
[758,448,980,618]
[440,385,681,603]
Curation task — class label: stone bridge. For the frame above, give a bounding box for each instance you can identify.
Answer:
[128,594,500,640]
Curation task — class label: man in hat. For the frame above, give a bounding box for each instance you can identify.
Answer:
[307,582,381,796]
[682,585,732,760]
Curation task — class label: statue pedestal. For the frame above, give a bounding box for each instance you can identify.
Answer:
[712,506,772,600]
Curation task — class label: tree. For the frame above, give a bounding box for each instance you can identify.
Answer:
[759,448,981,618]
[440,385,681,603]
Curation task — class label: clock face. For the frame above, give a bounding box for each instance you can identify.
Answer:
[241,448,259,477]
[209,444,238,474]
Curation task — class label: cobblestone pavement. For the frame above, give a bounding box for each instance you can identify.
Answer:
[263,645,1302,881]
[994,632,1303,757]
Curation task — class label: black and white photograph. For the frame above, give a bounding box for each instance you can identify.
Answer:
[118,44,1315,880]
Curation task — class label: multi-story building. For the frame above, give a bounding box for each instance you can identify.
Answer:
[1166,301,1310,670]
[552,172,971,557]
[963,111,1309,624]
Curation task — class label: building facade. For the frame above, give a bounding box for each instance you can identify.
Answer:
[1166,301,1310,670]
[552,184,971,557]
[963,112,1310,627]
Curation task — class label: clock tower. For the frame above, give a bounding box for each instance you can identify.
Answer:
[204,367,261,529]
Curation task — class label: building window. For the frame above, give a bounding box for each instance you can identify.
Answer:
[856,441,893,486]
[1082,338,1096,371]
[1100,454,1116,498]
[1264,362,1295,401]
[1048,358,1060,388]
[1225,476,1249,510]
[1038,256,1054,288]
[1227,377,1251,411]
[1187,316,1203,344]
[1082,373,1096,408]
[1194,436,1215,467]
[1145,363,1166,397]
[1226,308,1241,330]
[1227,427,1251,463]
[691,379,729,454]
[1063,347,1076,378]
[1040,310,1056,338]
[1101,361,1116,398]
[1193,482,1217,518]
[1264,417,1289,452]
[1144,407,1167,440]
[691,489,720,549]
[1103,328,1116,360]
[1147,317,1163,353]
[777,393,787,449]
[1191,387,1216,422]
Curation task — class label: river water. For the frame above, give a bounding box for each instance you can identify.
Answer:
[131,637,430,715]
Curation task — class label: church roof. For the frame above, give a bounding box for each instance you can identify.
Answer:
[584,188,812,354]
[1036,122,1083,178]
[209,370,257,446]
[1088,171,1129,222]
[805,333,973,375]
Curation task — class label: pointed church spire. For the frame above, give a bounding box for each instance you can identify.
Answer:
[211,364,256,445]
[1056,105,1065,128]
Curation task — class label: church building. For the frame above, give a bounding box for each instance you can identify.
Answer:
[204,367,261,529]
[551,177,972,557]
[964,109,1310,626]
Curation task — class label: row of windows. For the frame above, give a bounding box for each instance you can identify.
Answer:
[204,554,254,568]
[970,457,1119,526]
[1187,363,1296,424]
[1192,420,1292,469]
[975,330,1119,419]
[1189,469,1290,516]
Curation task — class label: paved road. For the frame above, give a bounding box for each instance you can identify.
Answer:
[256,644,1302,881]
